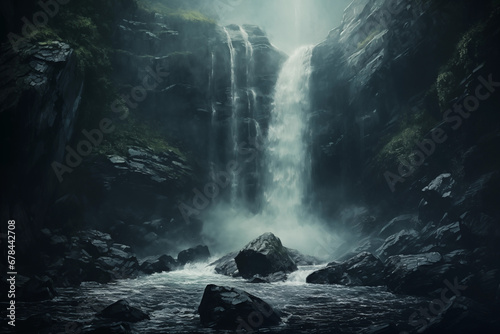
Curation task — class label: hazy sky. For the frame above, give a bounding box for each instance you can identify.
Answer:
[216,0,352,53]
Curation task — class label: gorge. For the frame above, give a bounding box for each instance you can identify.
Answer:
[1,0,500,333]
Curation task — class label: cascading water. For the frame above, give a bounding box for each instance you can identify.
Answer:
[222,27,239,202]
[264,46,313,217]
[203,44,332,256]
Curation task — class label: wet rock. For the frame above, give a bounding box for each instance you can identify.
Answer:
[383,252,469,296]
[212,251,239,277]
[234,233,297,278]
[139,254,177,274]
[53,230,140,286]
[307,252,384,286]
[177,245,210,265]
[96,299,150,323]
[375,229,420,261]
[198,284,280,330]
[306,264,345,285]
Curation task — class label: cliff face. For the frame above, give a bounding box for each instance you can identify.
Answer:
[0,2,285,254]
[309,0,500,219]
[0,41,83,248]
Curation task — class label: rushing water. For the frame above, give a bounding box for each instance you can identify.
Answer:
[16,262,429,333]
[264,46,313,217]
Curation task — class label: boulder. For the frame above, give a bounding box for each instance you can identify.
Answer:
[383,252,467,296]
[212,251,239,277]
[198,284,280,330]
[375,229,420,261]
[96,300,150,323]
[234,233,297,278]
[307,252,385,286]
[177,245,210,265]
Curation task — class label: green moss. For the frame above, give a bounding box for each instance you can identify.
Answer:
[95,117,185,159]
[137,0,215,24]
[376,109,437,169]
[435,21,487,111]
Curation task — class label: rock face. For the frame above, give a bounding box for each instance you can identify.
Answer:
[96,299,150,322]
[0,41,84,252]
[307,252,385,286]
[234,233,298,279]
[198,284,280,330]
[177,245,210,265]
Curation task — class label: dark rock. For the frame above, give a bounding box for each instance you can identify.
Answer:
[177,245,210,265]
[383,252,469,296]
[375,229,420,261]
[307,252,384,286]
[212,251,239,277]
[19,275,57,301]
[234,233,297,278]
[198,284,280,330]
[140,254,177,274]
[378,214,419,238]
[420,296,500,334]
[419,174,456,223]
[18,313,54,332]
[306,264,345,285]
[96,299,150,323]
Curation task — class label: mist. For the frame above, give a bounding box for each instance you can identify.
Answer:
[212,0,352,53]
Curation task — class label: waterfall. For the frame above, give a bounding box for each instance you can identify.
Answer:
[222,27,239,202]
[264,46,313,217]
[203,37,329,256]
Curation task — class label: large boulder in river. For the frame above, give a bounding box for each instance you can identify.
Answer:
[307,252,385,286]
[139,254,177,274]
[234,233,297,279]
[198,284,281,330]
[96,299,150,322]
[177,245,210,265]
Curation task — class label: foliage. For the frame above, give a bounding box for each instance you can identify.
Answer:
[96,116,185,159]
[136,0,215,24]
[435,17,490,111]
[376,109,437,168]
